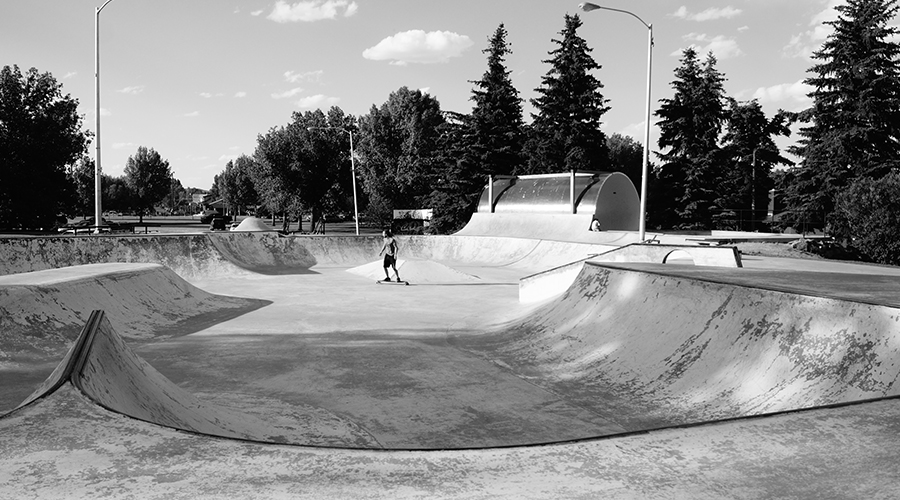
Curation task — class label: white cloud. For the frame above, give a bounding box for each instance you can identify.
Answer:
[752,80,814,109]
[219,154,239,162]
[200,92,213,98]
[783,0,841,58]
[64,71,77,79]
[678,33,743,59]
[234,91,247,98]
[267,0,358,23]
[295,94,340,109]
[112,142,136,150]
[117,85,145,95]
[284,70,324,83]
[271,87,305,99]
[251,9,264,16]
[363,30,474,65]
[184,111,200,117]
[672,6,743,22]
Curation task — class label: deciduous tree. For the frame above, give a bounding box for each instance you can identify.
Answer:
[832,172,900,265]
[356,87,445,224]
[124,146,172,222]
[0,65,89,229]
[606,133,645,193]
[253,108,349,231]
[219,155,259,216]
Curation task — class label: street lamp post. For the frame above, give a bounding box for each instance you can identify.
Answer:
[308,126,360,235]
[94,0,117,234]
[579,2,653,242]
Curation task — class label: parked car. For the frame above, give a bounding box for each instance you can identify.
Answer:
[197,210,219,224]
[208,214,232,231]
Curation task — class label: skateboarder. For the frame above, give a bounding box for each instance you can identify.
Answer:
[379,229,401,282]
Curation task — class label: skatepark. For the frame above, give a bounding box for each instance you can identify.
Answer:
[3,172,900,498]
[2,224,900,498]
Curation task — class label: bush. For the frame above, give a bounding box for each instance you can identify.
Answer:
[831,172,900,265]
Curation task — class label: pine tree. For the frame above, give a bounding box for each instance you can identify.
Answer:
[524,14,610,174]
[426,24,525,234]
[719,99,792,229]
[654,48,728,229]
[427,112,482,233]
[468,23,525,177]
[785,0,900,227]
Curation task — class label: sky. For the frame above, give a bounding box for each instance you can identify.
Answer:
[0,0,866,190]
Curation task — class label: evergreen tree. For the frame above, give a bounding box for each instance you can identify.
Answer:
[524,14,610,174]
[785,0,900,228]
[427,112,484,234]
[654,48,728,229]
[425,24,525,234]
[719,99,792,230]
[468,23,525,176]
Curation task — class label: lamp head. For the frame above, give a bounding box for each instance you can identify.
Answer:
[579,2,602,12]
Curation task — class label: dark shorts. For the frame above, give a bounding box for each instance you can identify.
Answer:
[383,254,396,267]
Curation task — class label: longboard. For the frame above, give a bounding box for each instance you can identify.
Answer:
[376,280,409,286]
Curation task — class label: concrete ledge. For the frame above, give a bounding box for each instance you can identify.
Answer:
[520,244,742,303]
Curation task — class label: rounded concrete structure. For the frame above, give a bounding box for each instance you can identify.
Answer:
[476,171,639,231]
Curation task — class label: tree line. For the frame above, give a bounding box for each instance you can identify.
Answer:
[2,1,899,263]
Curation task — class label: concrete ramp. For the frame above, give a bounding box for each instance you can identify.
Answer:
[457,212,646,244]
[463,262,900,431]
[231,217,277,232]
[0,263,271,413]
[14,311,380,446]
[0,234,260,280]
[207,232,317,274]
[0,263,269,346]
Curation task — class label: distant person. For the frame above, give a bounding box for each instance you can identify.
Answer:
[379,229,401,282]
[590,218,601,231]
